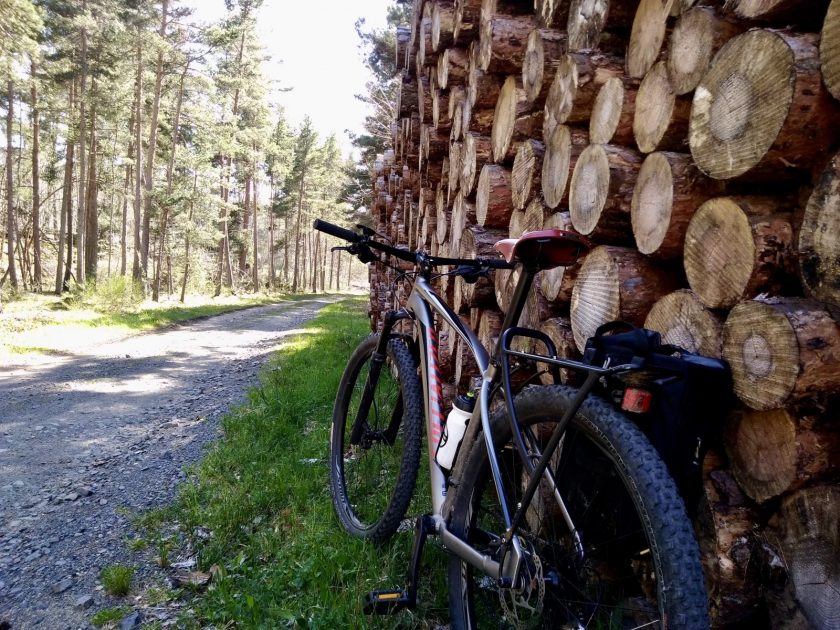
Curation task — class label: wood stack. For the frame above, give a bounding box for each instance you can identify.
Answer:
[371,1,840,626]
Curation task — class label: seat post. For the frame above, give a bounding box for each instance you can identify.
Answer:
[495,265,536,360]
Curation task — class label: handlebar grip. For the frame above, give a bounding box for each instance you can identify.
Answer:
[312,219,361,243]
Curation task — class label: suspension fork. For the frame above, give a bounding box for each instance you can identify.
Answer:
[348,309,412,445]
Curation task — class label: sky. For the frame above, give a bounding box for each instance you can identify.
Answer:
[184,0,395,155]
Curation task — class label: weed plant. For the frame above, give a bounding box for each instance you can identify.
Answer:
[100,565,134,596]
[173,298,450,628]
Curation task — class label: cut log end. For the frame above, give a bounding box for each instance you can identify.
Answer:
[590,77,625,145]
[689,30,795,180]
[569,144,609,236]
[634,62,677,154]
[822,0,840,101]
[627,0,672,79]
[631,152,674,255]
[644,289,723,357]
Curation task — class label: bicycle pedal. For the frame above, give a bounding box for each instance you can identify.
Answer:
[363,589,412,614]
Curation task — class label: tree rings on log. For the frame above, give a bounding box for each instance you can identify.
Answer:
[631,152,713,258]
[522,28,567,107]
[570,245,678,351]
[542,54,578,140]
[822,0,840,101]
[726,407,797,502]
[667,7,743,96]
[540,211,579,307]
[538,317,580,384]
[689,30,797,180]
[684,197,796,309]
[722,297,840,410]
[460,132,492,195]
[768,485,840,630]
[590,76,625,145]
[627,0,674,79]
[432,1,455,52]
[633,61,681,153]
[511,139,544,210]
[644,289,723,357]
[542,125,571,209]
[799,151,840,314]
[438,47,469,90]
[569,143,642,243]
[491,76,520,163]
[476,164,512,227]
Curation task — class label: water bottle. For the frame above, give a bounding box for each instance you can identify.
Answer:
[436,392,476,470]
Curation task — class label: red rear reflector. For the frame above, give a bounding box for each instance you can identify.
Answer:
[622,388,652,413]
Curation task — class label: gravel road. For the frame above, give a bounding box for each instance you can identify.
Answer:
[0,296,338,629]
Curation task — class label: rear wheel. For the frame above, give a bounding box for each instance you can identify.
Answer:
[447,385,709,629]
[329,335,422,542]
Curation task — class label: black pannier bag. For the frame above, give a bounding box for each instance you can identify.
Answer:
[582,322,733,513]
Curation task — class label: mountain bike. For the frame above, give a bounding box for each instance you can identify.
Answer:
[314,218,710,629]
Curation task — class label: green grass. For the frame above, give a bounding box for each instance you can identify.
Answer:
[100,565,134,596]
[170,297,450,628]
[90,606,131,627]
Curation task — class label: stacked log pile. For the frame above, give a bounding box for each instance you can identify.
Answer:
[369,1,840,626]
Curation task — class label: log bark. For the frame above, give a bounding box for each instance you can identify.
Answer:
[722,297,840,410]
[627,0,675,79]
[696,451,765,627]
[725,406,840,503]
[765,485,840,630]
[511,139,544,210]
[478,13,538,74]
[479,308,504,351]
[684,197,798,309]
[542,125,588,209]
[468,61,504,109]
[522,27,567,107]
[666,7,745,96]
[454,0,482,44]
[633,61,692,153]
[432,0,456,51]
[460,132,493,194]
[630,151,720,258]
[543,51,626,139]
[438,47,469,90]
[539,211,580,308]
[798,151,840,316]
[476,164,513,227]
[570,245,679,351]
[537,317,581,384]
[689,30,840,181]
[535,0,571,28]
[644,289,723,357]
[821,0,840,101]
[569,143,643,244]
[457,225,504,309]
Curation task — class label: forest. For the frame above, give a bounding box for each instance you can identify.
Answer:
[0,0,397,303]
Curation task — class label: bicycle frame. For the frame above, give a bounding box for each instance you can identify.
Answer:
[375,267,622,585]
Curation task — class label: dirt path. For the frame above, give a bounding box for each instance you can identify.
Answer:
[0,295,339,629]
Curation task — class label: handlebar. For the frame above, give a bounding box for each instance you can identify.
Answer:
[312,218,516,271]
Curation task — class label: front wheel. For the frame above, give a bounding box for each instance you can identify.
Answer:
[447,385,710,629]
[329,334,422,543]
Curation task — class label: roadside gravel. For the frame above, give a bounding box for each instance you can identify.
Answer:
[0,295,339,629]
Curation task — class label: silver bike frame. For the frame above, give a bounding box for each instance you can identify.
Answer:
[406,274,523,581]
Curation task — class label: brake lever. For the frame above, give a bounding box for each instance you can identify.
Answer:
[331,246,352,253]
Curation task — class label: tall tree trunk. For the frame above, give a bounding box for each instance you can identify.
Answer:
[268,176,275,290]
[55,89,74,294]
[252,166,259,291]
[153,59,186,302]
[84,103,98,282]
[120,100,134,277]
[240,173,251,275]
[75,1,88,285]
[132,38,144,284]
[5,80,18,289]
[292,174,306,292]
[336,250,342,291]
[142,0,170,279]
[63,148,75,289]
[180,172,197,303]
[311,231,319,291]
[30,59,41,291]
[283,212,289,283]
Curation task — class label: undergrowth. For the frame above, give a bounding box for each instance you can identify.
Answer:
[172,297,449,628]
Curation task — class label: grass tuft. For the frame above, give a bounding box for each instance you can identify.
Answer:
[169,297,449,627]
[100,565,134,597]
[90,606,131,627]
